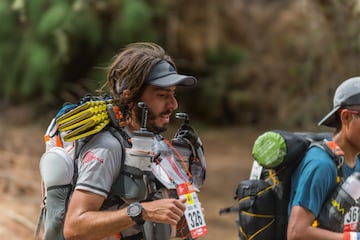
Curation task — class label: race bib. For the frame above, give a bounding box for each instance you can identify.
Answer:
[176,182,208,238]
[344,206,360,231]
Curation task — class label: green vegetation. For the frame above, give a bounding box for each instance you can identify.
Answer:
[2,0,360,128]
[1,0,159,104]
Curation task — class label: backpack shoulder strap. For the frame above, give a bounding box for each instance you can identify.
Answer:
[100,126,131,209]
[310,140,344,180]
[105,125,131,152]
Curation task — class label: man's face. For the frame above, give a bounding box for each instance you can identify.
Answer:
[138,85,178,134]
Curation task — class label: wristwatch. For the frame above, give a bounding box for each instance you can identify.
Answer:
[127,202,145,225]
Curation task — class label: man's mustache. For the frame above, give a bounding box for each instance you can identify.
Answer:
[148,110,173,120]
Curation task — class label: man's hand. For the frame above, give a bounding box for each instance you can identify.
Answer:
[141,198,187,225]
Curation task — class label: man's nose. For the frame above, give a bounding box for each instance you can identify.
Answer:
[167,95,178,110]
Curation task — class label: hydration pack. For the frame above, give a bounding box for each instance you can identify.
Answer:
[35,95,130,240]
[219,130,343,240]
[35,95,206,240]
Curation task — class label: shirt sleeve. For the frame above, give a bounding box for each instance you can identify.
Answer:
[289,146,338,217]
[75,131,123,198]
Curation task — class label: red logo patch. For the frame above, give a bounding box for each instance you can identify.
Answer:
[82,151,105,164]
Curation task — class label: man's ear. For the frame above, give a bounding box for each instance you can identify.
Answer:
[340,110,354,127]
[122,89,135,109]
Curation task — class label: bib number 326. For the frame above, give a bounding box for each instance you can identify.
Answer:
[176,182,208,238]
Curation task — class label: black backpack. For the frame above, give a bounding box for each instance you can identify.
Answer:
[219,130,343,240]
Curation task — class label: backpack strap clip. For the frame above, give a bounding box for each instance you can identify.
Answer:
[312,140,345,181]
[322,140,344,170]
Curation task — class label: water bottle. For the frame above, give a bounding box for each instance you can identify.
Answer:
[342,172,360,201]
[318,172,360,232]
[342,173,360,232]
[171,113,192,169]
[124,131,154,171]
[114,102,156,202]
[124,102,154,171]
[171,112,206,190]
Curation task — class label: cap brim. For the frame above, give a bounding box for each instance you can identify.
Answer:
[318,106,340,127]
[149,74,197,87]
[146,60,197,88]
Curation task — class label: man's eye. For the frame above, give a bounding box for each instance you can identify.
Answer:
[157,92,176,99]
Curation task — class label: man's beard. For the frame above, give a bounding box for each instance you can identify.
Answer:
[135,108,170,134]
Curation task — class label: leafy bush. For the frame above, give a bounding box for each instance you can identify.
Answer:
[0,0,160,105]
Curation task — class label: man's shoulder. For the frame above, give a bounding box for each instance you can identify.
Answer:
[306,144,334,157]
[86,129,127,150]
[303,145,336,167]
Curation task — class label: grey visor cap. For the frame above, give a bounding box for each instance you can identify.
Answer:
[145,60,197,87]
[318,77,360,127]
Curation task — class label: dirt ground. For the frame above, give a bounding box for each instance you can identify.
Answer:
[0,110,264,240]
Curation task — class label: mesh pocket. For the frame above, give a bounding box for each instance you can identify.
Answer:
[238,210,275,240]
[44,185,72,240]
[111,165,156,203]
[236,179,277,240]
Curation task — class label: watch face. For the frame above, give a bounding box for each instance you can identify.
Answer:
[128,203,141,216]
[128,202,145,225]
